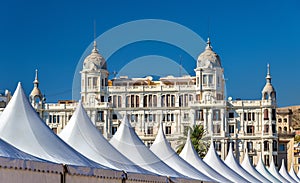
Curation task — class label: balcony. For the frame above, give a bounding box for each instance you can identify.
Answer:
[278,131,296,138]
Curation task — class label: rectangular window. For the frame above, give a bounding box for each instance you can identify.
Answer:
[213,110,220,121]
[49,115,52,123]
[53,115,57,123]
[247,142,253,152]
[214,141,221,151]
[112,126,118,135]
[183,113,189,120]
[244,113,247,121]
[196,110,204,121]
[246,125,254,135]
[203,75,207,86]
[213,124,221,134]
[147,127,153,135]
[208,75,213,84]
[264,155,270,166]
[279,144,285,151]
[264,125,269,133]
[248,113,252,121]
[252,112,255,121]
[272,124,276,134]
[229,125,235,134]
[264,141,269,151]
[97,111,104,122]
[272,109,276,120]
[228,112,234,119]
[165,126,171,135]
[227,142,235,152]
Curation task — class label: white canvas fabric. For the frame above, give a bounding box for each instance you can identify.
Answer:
[288,163,300,182]
[59,102,149,174]
[255,154,281,183]
[297,166,300,179]
[241,150,271,183]
[203,142,249,183]
[179,130,230,182]
[0,83,108,169]
[150,123,213,182]
[0,138,45,162]
[224,144,261,182]
[109,116,183,178]
[267,156,289,183]
[279,159,298,183]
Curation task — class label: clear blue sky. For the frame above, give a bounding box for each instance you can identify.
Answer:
[0,0,299,107]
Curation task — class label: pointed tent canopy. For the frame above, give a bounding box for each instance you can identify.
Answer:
[255,154,281,183]
[241,149,271,183]
[109,116,183,178]
[203,141,249,183]
[279,159,298,183]
[179,130,230,182]
[0,138,45,162]
[288,163,300,182]
[150,123,213,182]
[267,156,289,183]
[0,83,108,169]
[224,144,261,182]
[58,101,149,174]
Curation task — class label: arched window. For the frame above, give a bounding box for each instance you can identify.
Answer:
[283,127,287,133]
[264,109,269,120]
[278,127,282,133]
[271,92,276,99]
[263,92,268,100]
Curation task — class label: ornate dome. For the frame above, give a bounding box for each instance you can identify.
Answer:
[197,38,221,68]
[83,41,107,71]
[30,69,43,98]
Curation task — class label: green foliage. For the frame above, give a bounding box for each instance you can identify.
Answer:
[176,124,209,158]
[295,135,300,143]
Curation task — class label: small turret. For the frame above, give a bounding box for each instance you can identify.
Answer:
[262,64,276,101]
[29,69,44,107]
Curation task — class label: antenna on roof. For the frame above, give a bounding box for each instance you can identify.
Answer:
[179,55,182,77]
[93,19,96,41]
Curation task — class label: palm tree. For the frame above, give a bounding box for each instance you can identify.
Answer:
[176,124,209,158]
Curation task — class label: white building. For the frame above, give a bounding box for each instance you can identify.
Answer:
[31,37,278,166]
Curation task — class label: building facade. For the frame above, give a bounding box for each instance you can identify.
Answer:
[31,38,279,166]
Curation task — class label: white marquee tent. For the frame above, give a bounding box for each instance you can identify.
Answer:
[241,150,271,183]
[0,83,108,169]
[288,163,300,182]
[150,123,213,182]
[279,159,297,183]
[267,157,289,183]
[179,130,230,182]
[109,116,184,178]
[59,101,150,174]
[224,144,260,182]
[255,154,281,183]
[203,142,249,183]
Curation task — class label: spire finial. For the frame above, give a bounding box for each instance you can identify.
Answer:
[92,20,98,53]
[266,63,271,83]
[33,69,39,86]
[35,69,38,81]
[205,37,212,50]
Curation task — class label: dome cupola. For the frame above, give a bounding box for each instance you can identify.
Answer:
[197,38,221,68]
[83,41,107,71]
